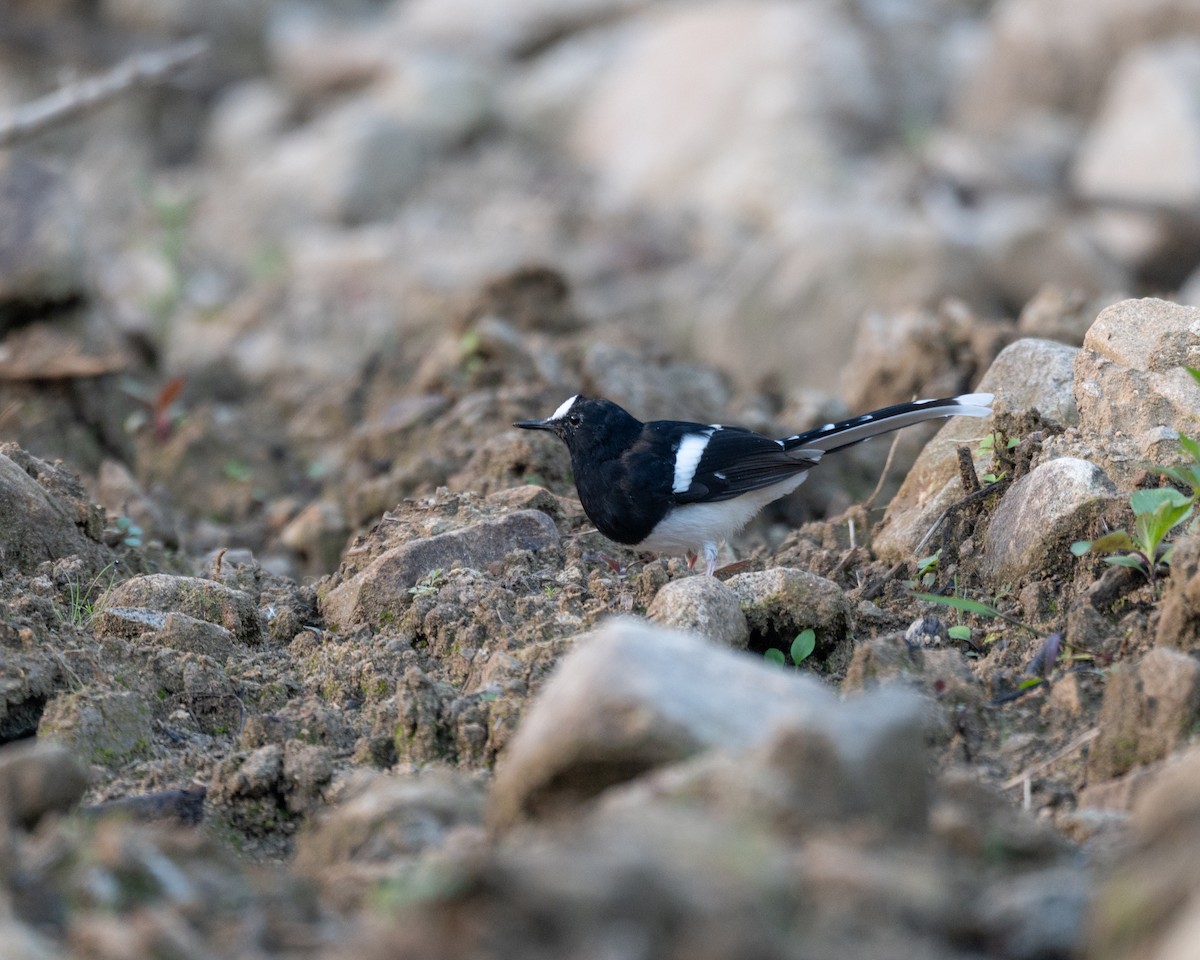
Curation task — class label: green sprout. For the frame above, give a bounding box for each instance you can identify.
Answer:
[1071,487,1193,584]
[764,628,816,667]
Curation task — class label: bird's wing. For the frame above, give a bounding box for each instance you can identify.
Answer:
[671,427,821,504]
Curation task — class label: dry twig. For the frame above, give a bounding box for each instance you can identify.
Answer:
[0,38,207,148]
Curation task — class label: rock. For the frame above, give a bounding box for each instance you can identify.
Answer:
[0,740,88,829]
[205,79,291,167]
[320,510,559,628]
[1158,533,1200,651]
[568,1,881,223]
[38,689,153,765]
[603,683,932,836]
[92,607,238,659]
[973,199,1129,309]
[953,0,1200,135]
[1073,39,1200,211]
[977,867,1092,959]
[1088,746,1200,960]
[211,740,333,831]
[278,499,349,576]
[266,6,391,102]
[1074,298,1200,484]
[400,0,645,57]
[982,457,1119,586]
[979,336,1082,429]
[0,153,85,311]
[931,768,1069,863]
[838,302,1001,413]
[201,50,490,237]
[579,342,733,423]
[100,574,264,645]
[83,786,207,825]
[873,337,1077,562]
[491,618,941,828]
[646,576,749,649]
[1088,648,1200,781]
[95,458,179,549]
[1016,284,1107,347]
[0,446,108,575]
[294,769,486,909]
[724,567,850,652]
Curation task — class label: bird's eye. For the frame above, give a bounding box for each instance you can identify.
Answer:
[567,413,582,426]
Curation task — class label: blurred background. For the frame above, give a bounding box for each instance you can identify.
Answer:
[1,0,1196,571]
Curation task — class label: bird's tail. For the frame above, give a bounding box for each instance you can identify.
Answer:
[781,393,993,455]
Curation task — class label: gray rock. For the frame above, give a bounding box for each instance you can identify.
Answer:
[1157,533,1200,651]
[1075,298,1200,484]
[953,0,1200,135]
[986,337,1081,429]
[1088,648,1200,781]
[0,741,88,830]
[0,153,85,310]
[0,447,108,575]
[873,337,1077,562]
[490,619,834,827]
[977,867,1091,960]
[295,770,486,910]
[1073,39,1200,210]
[92,607,238,659]
[646,576,749,648]
[982,457,1119,585]
[101,574,264,645]
[725,567,850,649]
[320,509,559,628]
[1089,745,1200,960]
[491,618,931,829]
[1017,284,1107,347]
[38,689,153,765]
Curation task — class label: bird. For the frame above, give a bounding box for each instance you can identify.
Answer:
[515,391,993,576]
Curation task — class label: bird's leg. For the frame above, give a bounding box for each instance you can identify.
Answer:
[702,542,719,577]
[685,549,699,569]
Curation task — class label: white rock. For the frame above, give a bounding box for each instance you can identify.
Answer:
[1073,39,1200,208]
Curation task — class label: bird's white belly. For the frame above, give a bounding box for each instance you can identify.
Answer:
[638,474,810,553]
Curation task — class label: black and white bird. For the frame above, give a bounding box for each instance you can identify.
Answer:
[515,392,993,576]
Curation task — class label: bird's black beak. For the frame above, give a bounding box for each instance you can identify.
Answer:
[514,418,555,431]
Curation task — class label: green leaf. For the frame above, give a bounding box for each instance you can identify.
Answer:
[948,625,972,641]
[1130,487,1191,515]
[1187,366,1200,385]
[790,629,816,664]
[764,648,787,666]
[1070,540,1093,556]
[1103,555,1150,571]
[1180,434,1200,464]
[1088,531,1137,554]
[916,549,941,575]
[910,591,1000,618]
[1018,677,1044,691]
[1005,437,1020,449]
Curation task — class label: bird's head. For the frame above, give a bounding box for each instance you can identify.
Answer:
[514,394,640,454]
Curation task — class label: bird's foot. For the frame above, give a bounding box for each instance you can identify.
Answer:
[685,549,699,569]
[701,542,719,577]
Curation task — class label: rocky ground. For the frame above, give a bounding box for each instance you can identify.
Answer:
[6,1,1200,959]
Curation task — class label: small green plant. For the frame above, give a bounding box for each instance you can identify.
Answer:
[913,548,941,588]
[764,629,817,667]
[977,431,1020,484]
[223,459,253,483]
[409,568,444,598]
[114,515,143,548]
[61,562,120,626]
[1071,487,1193,584]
